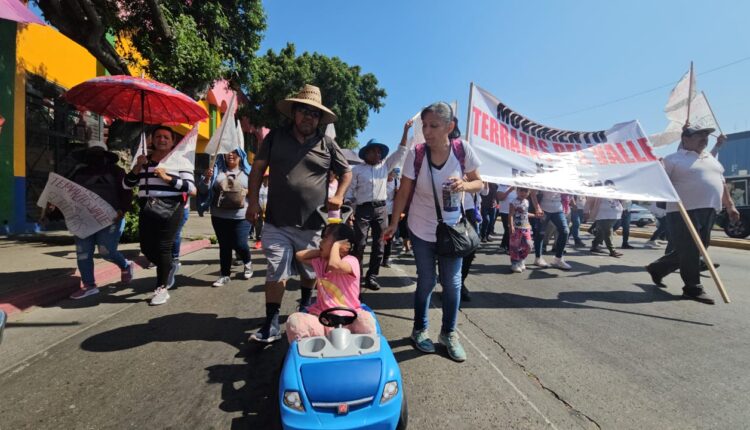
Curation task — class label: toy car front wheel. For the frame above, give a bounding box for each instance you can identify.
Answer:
[397,391,408,430]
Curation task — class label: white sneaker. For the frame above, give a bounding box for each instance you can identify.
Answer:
[534,257,550,268]
[510,262,522,273]
[213,276,231,287]
[149,286,170,305]
[241,262,253,280]
[551,257,572,271]
[520,261,527,271]
[644,240,660,248]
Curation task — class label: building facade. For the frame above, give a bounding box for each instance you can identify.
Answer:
[0,18,263,233]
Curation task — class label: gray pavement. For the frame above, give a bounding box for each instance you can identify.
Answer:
[0,232,748,429]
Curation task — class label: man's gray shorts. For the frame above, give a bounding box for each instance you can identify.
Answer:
[262,223,322,282]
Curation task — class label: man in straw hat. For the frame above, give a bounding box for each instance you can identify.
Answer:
[645,125,740,305]
[246,84,352,343]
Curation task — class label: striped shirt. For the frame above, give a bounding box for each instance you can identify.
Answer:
[123,160,195,198]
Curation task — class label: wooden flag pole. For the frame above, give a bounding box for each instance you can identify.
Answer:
[676,200,730,303]
[465,82,474,144]
[701,91,724,136]
[686,61,694,125]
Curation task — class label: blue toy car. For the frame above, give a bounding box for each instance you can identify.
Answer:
[279,305,408,430]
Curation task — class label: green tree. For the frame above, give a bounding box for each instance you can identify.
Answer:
[244,44,387,148]
[34,0,266,99]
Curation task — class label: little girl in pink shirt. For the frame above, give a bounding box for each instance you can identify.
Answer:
[286,223,376,342]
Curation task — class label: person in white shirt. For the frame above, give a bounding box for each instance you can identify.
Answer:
[383,103,482,362]
[348,121,412,290]
[584,187,624,257]
[646,127,740,304]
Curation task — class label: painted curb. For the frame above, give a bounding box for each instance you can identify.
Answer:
[0,239,211,315]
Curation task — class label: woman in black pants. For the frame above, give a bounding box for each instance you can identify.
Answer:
[124,126,196,305]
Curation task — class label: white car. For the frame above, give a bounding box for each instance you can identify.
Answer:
[629,204,656,227]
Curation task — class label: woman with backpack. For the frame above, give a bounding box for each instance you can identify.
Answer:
[198,148,254,287]
[383,102,483,362]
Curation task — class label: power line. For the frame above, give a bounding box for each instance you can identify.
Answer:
[542,55,750,121]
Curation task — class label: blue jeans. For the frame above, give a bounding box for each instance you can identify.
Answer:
[211,216,251,276]
[172,207,190,259]
[570,209,584,241]
[411,231,463,334]
[542,211,569,258]
[616,210,631,245]
[75,219,128,286]
[480,207,496,239]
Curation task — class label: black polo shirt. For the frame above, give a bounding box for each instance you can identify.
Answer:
[257,127,350,230]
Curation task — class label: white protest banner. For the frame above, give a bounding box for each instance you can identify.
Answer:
[157,122,199,173]
[36,173,118,238]
[204,94,238,156]
[468,83,679,202]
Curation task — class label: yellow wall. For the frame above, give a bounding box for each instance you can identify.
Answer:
[16,25,100,90]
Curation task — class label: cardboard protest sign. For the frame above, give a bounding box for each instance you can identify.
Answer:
[36,173,118,238]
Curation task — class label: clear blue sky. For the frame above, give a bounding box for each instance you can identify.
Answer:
[260,0,750,155]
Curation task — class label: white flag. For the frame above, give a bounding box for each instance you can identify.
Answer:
[664,69,697,123]
[324,123,336,139]
[37,173,118,238]
[650,92,720,147]
[130,132,148,170]
[235,119,245,152]
[204,94,238,155]
[409,101,458,146]
[157,123,199,173]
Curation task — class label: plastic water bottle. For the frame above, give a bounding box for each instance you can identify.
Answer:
[442,180,459,212]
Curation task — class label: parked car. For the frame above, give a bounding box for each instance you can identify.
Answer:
[717,175,750,239]
[629,204,655,227]
[716,207,750,239]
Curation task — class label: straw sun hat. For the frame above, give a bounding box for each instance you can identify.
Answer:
[276,84,337,125]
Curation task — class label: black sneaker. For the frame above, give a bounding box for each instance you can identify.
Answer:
[381,259,391,268]
[460,285,471,302]
[364,277,381,291]
[699,262,720,272]
[682,291,715,305]
[573,240,586,248]
[646,265,666,288]
[621,244,634,249]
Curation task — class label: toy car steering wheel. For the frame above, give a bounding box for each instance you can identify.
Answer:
[318,307,358,328]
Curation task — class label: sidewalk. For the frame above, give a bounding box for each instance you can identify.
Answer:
[0,211,216,315]
[587,223,750,250]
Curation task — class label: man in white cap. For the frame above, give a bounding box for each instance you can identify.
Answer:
[246,84,352,342]
[646,126,740,304]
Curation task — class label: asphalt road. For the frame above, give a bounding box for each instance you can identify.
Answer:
[1,235,748,429]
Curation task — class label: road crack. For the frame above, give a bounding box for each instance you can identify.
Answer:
[460,310,602,429]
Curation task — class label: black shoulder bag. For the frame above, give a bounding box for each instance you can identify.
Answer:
[426,148,480,257]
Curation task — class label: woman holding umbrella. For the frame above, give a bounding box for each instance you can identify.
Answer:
[124,126,196,305]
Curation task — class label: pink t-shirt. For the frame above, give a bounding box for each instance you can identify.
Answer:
[307,255,362,315]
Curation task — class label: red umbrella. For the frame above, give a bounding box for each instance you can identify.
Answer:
[62,75,208,125]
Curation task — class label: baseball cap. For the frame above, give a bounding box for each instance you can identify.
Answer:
[682,125,715,137]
